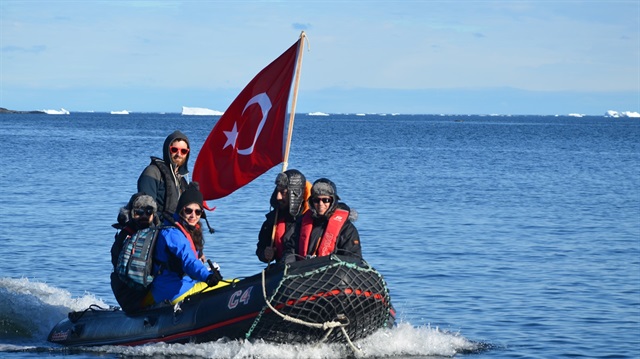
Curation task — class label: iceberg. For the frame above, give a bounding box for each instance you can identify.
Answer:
[568,113,585,117]
[605,110,640,118]
[182,106,223,116]
[110,110,129,115]
[308,112,329,116]
[42,108,70,115]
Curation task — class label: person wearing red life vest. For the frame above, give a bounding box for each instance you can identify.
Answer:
[283,178,362,263]
[256,169,311,263]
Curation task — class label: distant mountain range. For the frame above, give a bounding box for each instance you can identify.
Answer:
[0,107,44,114]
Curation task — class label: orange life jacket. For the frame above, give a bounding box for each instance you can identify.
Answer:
[298,209,349,257]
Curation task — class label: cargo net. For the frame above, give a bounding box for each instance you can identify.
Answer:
[246,255,393,347]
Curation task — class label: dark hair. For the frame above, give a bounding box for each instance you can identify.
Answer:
[189,224,205,253]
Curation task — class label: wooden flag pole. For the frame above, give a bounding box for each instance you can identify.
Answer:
[266,32,307,263]
[281,31,306,172]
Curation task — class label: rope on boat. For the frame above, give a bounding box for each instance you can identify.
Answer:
[258,266,364,356]
[68,304,114,323]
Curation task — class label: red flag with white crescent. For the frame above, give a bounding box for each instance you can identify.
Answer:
[193,39,300,200]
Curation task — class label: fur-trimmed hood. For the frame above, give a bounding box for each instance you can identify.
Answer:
[112,192,158,229]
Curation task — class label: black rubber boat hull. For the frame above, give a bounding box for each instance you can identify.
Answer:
[48,255,395,347]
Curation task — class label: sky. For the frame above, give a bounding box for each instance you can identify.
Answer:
[1,0,638,115]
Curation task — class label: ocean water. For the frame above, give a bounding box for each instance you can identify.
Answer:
[0,112,638,358]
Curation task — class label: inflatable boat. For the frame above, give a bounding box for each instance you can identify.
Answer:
[48,255,395,347]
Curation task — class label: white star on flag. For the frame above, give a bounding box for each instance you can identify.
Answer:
[223,122,239,149]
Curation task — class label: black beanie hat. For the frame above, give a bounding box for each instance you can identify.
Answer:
[175,182,215,234]
[177,182,205,218]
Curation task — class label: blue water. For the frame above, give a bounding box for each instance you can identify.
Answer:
[0,113,638,358]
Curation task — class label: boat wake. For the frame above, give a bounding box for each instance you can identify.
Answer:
[0,277,490,358]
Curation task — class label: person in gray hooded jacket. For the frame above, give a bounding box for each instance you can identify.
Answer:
[137,130,191,220]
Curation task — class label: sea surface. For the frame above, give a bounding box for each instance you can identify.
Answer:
[0,112,638,358]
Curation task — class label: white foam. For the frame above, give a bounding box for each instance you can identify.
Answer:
[80,322,480,358]
[0,277,109,341]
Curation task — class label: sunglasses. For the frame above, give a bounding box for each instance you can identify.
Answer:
[312,197,333,204]
[183,207,203,216]
[133,207,154,216]
[170,146,190,155]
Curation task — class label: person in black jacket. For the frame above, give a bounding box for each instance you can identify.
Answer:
[283,178,361,263]
[137,130,190,220]
[256,169,309,263]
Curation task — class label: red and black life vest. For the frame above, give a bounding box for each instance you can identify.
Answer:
[273,218,287,259]
[298,209,349,257]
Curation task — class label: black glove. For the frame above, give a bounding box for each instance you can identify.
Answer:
[205,268,223,287]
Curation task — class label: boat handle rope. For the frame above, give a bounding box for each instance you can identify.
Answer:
[260,269,364,356]
[68,304,111,323]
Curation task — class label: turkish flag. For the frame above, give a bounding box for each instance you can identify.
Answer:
[193,39,300,200]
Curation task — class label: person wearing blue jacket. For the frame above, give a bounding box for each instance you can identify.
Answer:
[148,183,222,305]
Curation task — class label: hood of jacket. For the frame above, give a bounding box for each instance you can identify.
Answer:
[162,130,190,176]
